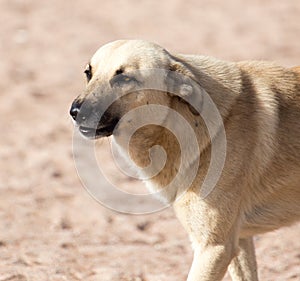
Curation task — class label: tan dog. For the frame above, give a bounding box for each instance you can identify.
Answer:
[70,40,300,281]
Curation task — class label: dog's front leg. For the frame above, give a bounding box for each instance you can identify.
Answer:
[228,237,258,281]
[187,242,237,281]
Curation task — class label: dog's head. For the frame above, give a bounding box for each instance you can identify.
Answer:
[70,40,203,139]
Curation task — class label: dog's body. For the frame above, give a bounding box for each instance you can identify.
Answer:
[70,40,300,281]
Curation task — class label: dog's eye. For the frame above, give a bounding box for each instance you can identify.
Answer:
[84,64,92,82]
[110,73,137,87]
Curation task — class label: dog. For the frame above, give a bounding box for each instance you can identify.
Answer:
[70,40,300,281]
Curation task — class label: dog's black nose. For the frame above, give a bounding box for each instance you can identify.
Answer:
[70,99,82,121]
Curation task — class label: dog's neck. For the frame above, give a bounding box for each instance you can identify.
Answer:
[113,105,214,203]
[128,125,182,188]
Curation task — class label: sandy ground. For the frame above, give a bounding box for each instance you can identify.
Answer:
[0,0,300,280]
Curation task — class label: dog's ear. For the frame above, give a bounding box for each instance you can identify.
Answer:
[166,60,203,115]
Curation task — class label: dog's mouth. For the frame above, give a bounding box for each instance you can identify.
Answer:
[78,119,119,139]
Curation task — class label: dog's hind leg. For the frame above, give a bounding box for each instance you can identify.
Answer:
[228,237,258,281]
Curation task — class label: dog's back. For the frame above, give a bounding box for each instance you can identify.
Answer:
[231,62,300,235]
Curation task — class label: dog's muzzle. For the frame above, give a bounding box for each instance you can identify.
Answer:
[70,99,119,139]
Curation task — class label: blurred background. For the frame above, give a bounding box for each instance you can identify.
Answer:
[0,0,299,280]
